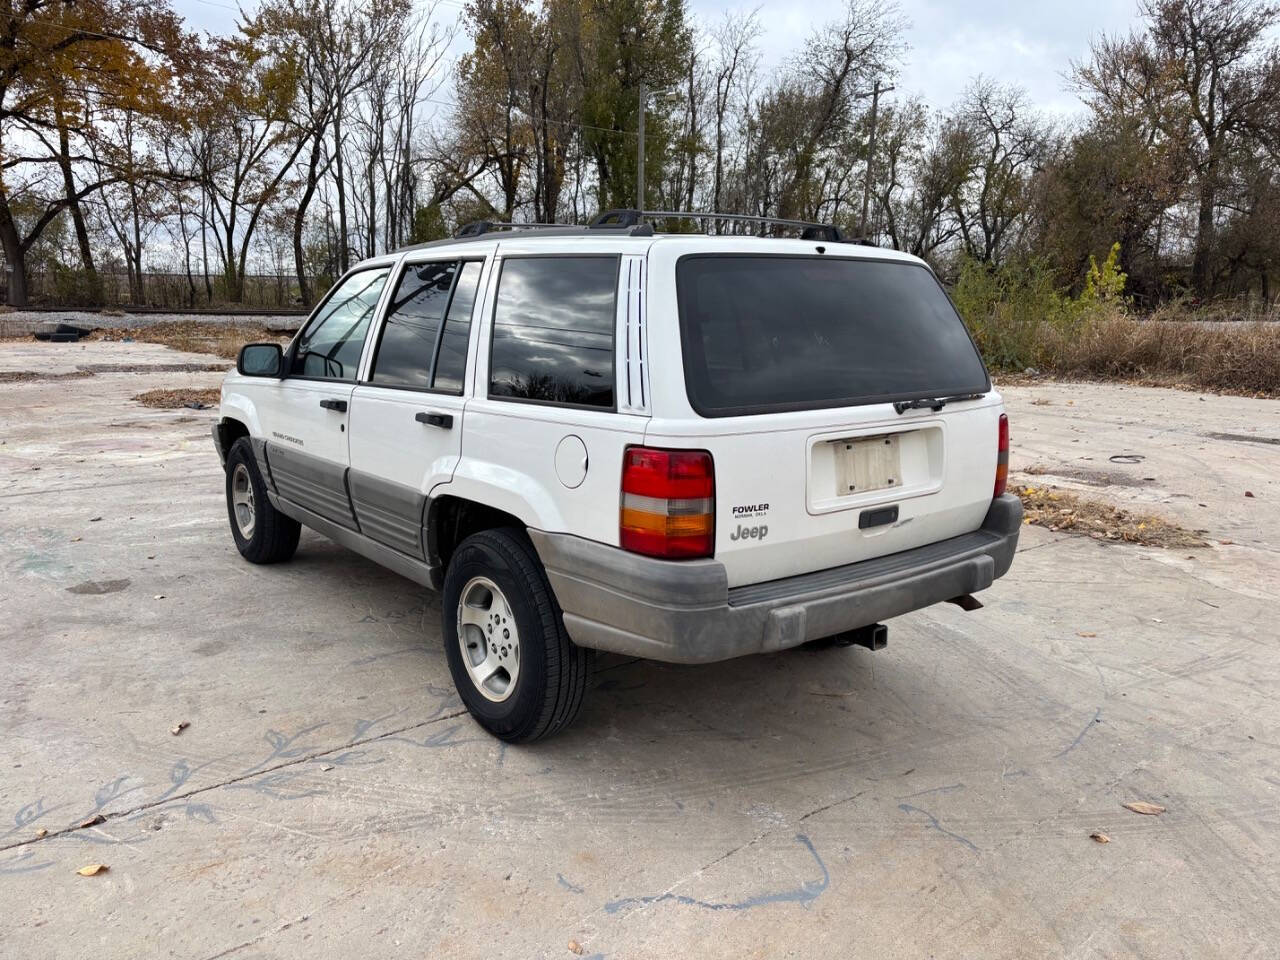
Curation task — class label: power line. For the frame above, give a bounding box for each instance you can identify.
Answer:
[18,17,156,45]
[421,93,638,140]
[185,0,244,14]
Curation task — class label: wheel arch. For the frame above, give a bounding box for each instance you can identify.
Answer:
[215,416,251,465]
[214,389,265,467]
[426,494,531,582]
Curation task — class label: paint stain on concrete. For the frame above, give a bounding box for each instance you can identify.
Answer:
[66,578,131,595]
[604,834,829,914]
[193,639,228,657]
[897,804,979,852]
[557,873,585,894]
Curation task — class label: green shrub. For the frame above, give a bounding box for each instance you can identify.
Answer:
[951,246,1128,372]
[949,243,1278,394]
[1081,242,1127,305]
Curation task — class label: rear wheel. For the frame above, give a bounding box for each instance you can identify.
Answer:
[442,528,588,742]
[225,437,300,564]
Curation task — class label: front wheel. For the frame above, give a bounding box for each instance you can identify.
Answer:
[225,437,300,564]
[442,528,589,742]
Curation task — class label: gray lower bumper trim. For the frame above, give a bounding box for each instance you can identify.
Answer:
[269,491,440,591]
[529,495,1023,664]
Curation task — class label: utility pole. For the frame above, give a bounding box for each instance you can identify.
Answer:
[637,80,646,211]
[859,79,893,240]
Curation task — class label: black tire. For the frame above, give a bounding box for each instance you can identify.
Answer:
[225,437,301,564]
[442,528,589,742]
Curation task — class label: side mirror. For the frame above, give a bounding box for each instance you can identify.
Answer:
[237,343,283,378]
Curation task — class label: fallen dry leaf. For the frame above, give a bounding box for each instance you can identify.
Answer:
[567,941,584,956]
[35,828,47,838]
[133,387,222,409]
[170,721,189,736]
[1015,484,1205,548]
[76,864,108,877]
[1077,631,1097,638]
[1089,831,1110,843]
[78,814,105,829]
[1122,801,1166,816]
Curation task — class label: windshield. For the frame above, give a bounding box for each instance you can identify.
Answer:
[676,255,989,417]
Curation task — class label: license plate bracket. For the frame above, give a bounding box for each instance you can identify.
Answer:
[833,433,902,496]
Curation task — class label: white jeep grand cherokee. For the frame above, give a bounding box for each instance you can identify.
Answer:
[214,210,1021,741]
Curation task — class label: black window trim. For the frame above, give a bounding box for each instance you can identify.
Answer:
[674,252,992,419]
[285,263,394,385]
[486,253,621,414]
[360,256,486,397]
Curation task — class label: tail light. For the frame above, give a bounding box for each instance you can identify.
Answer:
[994,413,1010,497]
[620,446,715,559]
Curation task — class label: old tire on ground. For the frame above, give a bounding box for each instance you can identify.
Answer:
[442,528,589,742]
[225,437,301,564]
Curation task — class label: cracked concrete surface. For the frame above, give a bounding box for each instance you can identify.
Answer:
[2,344,1278,959]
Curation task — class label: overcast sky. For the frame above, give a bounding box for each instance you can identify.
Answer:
[172,0,1144,116]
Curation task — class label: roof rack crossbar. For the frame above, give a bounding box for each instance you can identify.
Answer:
[588,209,852,243]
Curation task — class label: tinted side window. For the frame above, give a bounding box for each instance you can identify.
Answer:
[292,268,389,380]
[489,257,617,409]
[371,261,458,389]
[432,261,483,395]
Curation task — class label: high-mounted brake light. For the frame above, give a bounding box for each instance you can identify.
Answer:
[994,413,1010,498]
[620,446,715,559]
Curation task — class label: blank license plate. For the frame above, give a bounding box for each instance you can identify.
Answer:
[833,434,902,496]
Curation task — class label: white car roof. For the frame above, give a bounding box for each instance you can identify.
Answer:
[351,227,927,271]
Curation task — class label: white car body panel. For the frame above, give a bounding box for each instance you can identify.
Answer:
[220,230,1002,592]
[641,237,999,588]
[451,245,648,538]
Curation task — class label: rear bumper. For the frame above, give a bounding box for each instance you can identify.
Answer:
[529,495,1023,664]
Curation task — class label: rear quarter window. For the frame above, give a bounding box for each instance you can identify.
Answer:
[676,255,990,416]
[489,256,618,410]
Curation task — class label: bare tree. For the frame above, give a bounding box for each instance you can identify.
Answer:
[709,11,760,216]
[950,78,1050,263]
[1074,0,1280,293]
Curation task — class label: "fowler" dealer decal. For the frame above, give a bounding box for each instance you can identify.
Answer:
[729,502,769,541]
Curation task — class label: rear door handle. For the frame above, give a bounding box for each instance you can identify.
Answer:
[415,411,453,429]
[319,399,347,412]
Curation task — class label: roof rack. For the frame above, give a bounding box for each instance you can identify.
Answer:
[453,220,566,238]
[589,209,867,244]
[428,210,869,246]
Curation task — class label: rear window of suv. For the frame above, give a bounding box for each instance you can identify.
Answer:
[676,255,989,417]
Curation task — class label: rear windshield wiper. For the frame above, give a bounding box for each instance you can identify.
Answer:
[893,393,984,415]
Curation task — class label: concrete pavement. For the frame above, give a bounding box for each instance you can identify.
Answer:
[1,344,1276,959]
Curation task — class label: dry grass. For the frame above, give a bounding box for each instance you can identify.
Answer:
[92,321,291,361]
[1014,483,1207,548]
[133,387,222,409]
[1044,316,1280,397]
[0,369,94,383]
